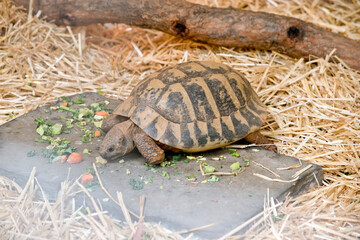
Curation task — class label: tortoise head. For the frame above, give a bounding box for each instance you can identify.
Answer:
[99,121,135,161]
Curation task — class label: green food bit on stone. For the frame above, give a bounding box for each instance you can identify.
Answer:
[230,162,241,171]
[50,123,62,135]
[160,161,175,167]
[232,151,240,157]
[172,154,181,161]
[187,173,196,181]
[85,179,100,192]
[129,178,143,190]
[26,150,37,157]
[83,148,90,154]
[73,97,85,104]
[161,170,170,179]
[93,120,102,128]
[59,105,77,113]
[207,176,219,182]
[83,168,95,174]
[202,163,215,173]
[36,125,45,136]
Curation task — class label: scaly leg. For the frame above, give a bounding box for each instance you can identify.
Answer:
[133,129,165,165]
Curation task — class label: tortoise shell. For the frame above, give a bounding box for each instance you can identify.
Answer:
[114,61,267,152]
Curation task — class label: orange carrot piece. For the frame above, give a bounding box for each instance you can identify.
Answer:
[95,110,109,117]
[67,153,83,164]
[61,102,68,107]
[94,130,101,137]
[61,155,67,163]
[81,173,94,184]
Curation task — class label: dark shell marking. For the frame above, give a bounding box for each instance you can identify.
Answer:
[114,61,267,152]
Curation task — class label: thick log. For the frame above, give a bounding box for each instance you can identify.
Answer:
[15,0,360,71]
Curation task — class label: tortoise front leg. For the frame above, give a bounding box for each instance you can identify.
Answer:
[244,131,277,152]
[133,129,165,165]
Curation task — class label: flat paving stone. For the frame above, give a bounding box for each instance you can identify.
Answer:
[0,93,323,239]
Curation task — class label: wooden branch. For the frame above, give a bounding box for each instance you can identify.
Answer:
[15,0,360,71]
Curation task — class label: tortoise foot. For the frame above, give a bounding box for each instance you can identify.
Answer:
[133,128,165,165]
[263,143,277,153]
[244,131,277,153]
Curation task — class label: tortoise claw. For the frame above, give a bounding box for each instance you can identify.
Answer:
[263,144,277,153]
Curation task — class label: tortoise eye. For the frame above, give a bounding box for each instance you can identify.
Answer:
[108,146,114,152]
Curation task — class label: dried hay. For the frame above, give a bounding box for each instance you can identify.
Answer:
[0,167,189,239]
[0,0,360,239]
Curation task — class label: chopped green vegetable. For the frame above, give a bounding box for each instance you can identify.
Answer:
[59,105,77,113]
[93,120,102,128]
[60,96,71,102]
[202,163,215,173]
[161,170,170,179]
[78,108,93,118]
[126,169,131,175]
[40,138,75,162]
[36,125,45,136]
[83,148,90,154]
[119,159,125,164]
[232,151,240,157]
[73,97,85,104]
[129,178,144,190]
[160,161,175,167]
[81,135,90,143]
[50,123,62,135]
[27,150,37,157]
[83,168,95,174]
[65,120,73,129]
[230,162,241,171]
[187,174,196,181]
[85,179,100,192]
[207,176,219,182]
[172,154,181,161]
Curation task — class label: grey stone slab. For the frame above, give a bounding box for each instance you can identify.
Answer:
[0,93,323,239]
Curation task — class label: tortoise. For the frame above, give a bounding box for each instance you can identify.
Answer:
[99,61,276,165]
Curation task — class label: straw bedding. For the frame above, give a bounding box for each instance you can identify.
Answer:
[0,0,359,239]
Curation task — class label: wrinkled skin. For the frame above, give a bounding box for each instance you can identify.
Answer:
[99,119,165,164]
[99,120,135,161]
